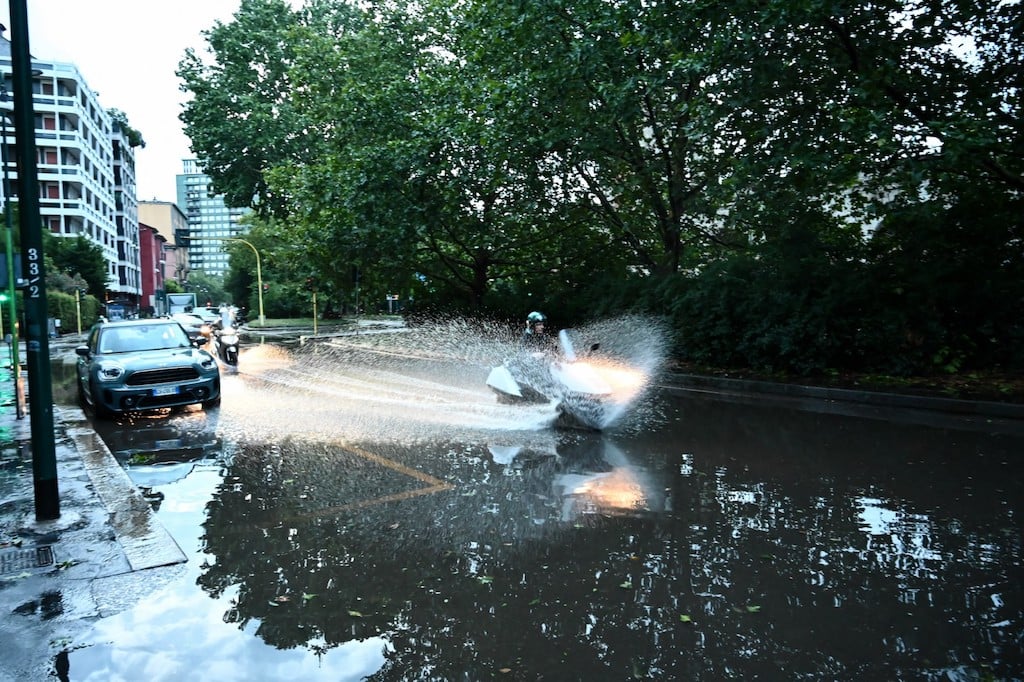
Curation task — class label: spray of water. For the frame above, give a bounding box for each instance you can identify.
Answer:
[222,314,669,444]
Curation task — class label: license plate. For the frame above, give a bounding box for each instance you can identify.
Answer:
[152,386,179,397]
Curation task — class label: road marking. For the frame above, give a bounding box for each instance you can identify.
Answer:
[277,441,454,522]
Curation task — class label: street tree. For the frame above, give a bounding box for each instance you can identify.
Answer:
[178,0,306,217]
[44,233,108,297]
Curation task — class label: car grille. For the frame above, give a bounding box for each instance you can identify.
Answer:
[126,367,200,386]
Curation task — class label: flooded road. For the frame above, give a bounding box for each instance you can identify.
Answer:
[53,327,1023,680]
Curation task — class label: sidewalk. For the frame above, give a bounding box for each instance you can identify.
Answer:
[0,365,186,681]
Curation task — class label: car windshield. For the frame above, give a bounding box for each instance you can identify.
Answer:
[99,324,191,353]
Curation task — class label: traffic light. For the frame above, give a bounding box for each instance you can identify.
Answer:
[262,283,270,292]
[304,277,317,292]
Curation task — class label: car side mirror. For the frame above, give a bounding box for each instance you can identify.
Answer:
[75,345,90,357]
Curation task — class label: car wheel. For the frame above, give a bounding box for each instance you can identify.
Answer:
[202,395,221,410]
[88,380,114,419]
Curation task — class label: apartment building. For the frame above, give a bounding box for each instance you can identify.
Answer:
[1,33,141,313]
[175,159,250,277]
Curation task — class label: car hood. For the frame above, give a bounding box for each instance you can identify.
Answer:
[100,347,216,368]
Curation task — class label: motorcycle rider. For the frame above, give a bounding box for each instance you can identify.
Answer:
[522,311,551,349]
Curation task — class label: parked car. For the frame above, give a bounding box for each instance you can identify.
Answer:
[75,318,221,418]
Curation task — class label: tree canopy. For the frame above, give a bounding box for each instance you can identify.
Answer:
[179,0,1023,375]
[108,108,145,148]
[44,232,108,296]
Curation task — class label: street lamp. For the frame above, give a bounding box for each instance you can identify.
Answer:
[75,288,84,334]
[221,237,264,325]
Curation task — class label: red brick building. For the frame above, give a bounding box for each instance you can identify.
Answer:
[138,223,166,316]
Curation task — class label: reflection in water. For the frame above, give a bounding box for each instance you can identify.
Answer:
[195,405,1022,679]
[60,329,1022,680]
[196,431,676,679]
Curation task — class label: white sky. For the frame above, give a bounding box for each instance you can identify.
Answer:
[1,1,244,202]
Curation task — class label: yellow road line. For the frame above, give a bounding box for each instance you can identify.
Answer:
[276,441,454,523]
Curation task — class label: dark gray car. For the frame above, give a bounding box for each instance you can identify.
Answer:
[75,319,221,417]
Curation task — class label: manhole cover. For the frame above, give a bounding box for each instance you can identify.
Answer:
[0,546,54,575]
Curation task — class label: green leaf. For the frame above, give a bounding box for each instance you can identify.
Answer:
[348,610,363,617]
[679,614,692,623]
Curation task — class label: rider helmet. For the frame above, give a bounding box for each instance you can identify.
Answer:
[526,311,547,331]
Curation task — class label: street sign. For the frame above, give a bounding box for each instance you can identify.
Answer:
[0,256,21,281]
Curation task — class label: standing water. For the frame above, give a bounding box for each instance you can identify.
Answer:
[56,316,1021,681]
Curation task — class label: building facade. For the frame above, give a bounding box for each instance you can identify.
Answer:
[138,223,166,316]
[111,122,140,307]
[175,159,250,277]
[139,200,189,285]
[1,33,141,314]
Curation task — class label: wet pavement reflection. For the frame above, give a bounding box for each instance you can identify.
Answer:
[52,334,1023,680]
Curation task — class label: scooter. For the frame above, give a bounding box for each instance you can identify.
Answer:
[486,330,647,430]
[213,326,240,366]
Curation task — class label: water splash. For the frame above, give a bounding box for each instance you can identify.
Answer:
[222,315,669,443]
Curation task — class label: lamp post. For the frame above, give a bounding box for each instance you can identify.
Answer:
[75,288,83,334]
[221,237,264,325]
[0,73,23,419]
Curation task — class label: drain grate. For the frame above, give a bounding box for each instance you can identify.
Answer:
[0,546,54,575]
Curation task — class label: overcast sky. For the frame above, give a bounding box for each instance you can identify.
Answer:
[1,1,243,202]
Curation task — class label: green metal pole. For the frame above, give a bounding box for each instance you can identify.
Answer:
[1,87,23,419]
[10,0,59,520]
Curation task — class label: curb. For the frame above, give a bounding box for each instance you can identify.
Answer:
[62,408,188,571]
[659,373,1024,434]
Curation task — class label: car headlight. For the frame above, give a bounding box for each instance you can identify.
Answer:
[96,361,125,381]
[200,356,217,370]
